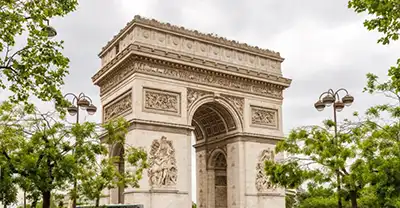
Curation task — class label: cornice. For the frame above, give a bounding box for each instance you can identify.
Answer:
[93,53,290,100]
[99,118,194,141]
[92,43,292,88]
[193,132,283,150]
[99,15,282,59]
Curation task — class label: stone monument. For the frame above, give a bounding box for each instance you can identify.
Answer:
[92,15,291,208]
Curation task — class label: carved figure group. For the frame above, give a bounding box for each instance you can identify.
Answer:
[148,136,178,187]
[256,149,277,192]
[145,90,178,112]
[252,108,276,126]
[104,93,132,121]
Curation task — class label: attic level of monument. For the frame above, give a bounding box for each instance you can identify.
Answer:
[96,15,286,77]
[99,15,282,59]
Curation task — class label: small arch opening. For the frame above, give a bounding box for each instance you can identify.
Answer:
[111,143,125,204]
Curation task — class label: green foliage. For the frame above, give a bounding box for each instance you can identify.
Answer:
[353,71,400,207]
[265,120,369,207]
[0,102,101,208]
[0,165,18,207]
[0,0,78,110]
[348,0,400,45]
[79,118,148,207]
[347,0,400,206]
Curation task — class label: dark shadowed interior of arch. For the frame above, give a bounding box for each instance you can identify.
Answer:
[111,143,125,204]
[191,102,237,141]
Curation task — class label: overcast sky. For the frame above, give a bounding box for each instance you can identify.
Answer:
[2,0,400,204]
[49,0,399,130]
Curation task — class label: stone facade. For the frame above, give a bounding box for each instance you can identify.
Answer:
[93,15,291,208]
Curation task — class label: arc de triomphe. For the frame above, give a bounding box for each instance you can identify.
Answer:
[92,15,291,208]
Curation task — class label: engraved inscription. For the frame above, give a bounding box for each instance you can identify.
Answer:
[148,136,178,187]
[256,149,277,192]
[103,92,132,121]
[144,88,180,115]
[251,106,278,128]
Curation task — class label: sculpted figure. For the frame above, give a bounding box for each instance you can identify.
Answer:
[148,136,178,187]
[255,149,277,192]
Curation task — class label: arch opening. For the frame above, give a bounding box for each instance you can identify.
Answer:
[190,101,238,208]
[191,102,238,143]
[110,143,125,204]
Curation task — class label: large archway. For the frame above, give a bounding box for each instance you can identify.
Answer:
[190,99,242,208]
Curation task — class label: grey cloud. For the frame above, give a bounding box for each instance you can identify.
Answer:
[50,0,129,122]
[146,0,359,46]
[36,0,399,130]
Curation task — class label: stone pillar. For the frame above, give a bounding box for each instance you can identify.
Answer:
[122,122,193,208]
[226,141,245,208]
[196,150,207,208]
[207,170,216,208]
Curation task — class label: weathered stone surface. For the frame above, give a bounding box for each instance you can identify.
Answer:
[94,15,290,208]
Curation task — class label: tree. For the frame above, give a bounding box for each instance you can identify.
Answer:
[348,0,400,45]
[264,120,368,208]
[350,71,400,207]
[0,0,78,109]
[0,165,18,208]
[0,101,119,208]
[348,1,400,206]
[80,118,148,207]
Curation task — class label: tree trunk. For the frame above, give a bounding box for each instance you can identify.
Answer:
[42,191,51,208]
[3,203,7,208]
[95,197,100,208]
[350,190,358,208]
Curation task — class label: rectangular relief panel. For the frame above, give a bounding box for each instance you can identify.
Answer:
[250,105,279,129]
[143,87,181,116]
[103,90,133,122]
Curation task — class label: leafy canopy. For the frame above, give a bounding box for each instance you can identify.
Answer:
[0,0,79,110]
[79,118,148,207]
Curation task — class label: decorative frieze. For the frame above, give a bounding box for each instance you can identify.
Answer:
[143,88,181,115]
[187,88,213,108]
[251,106,278,128]
[221,94,244,118]
[98,58,284,99]
[255,148,277,192]
[148,136,178,187]
[103,91,132,121]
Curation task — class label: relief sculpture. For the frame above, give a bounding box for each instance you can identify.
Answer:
[103,92,132,121]
[187,88,213,108]
[144,88,180,114]
[148,136,178,187]
[222,95,244,118]
[251,106,278,128]
[256,149,277,192]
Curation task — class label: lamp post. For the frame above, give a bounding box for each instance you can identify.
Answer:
[314,88,354,208]
[64,92,97,208]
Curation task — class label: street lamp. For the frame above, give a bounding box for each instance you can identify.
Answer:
[43,19,57,38]
[64,92,97,208]
[314,88,354,208]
